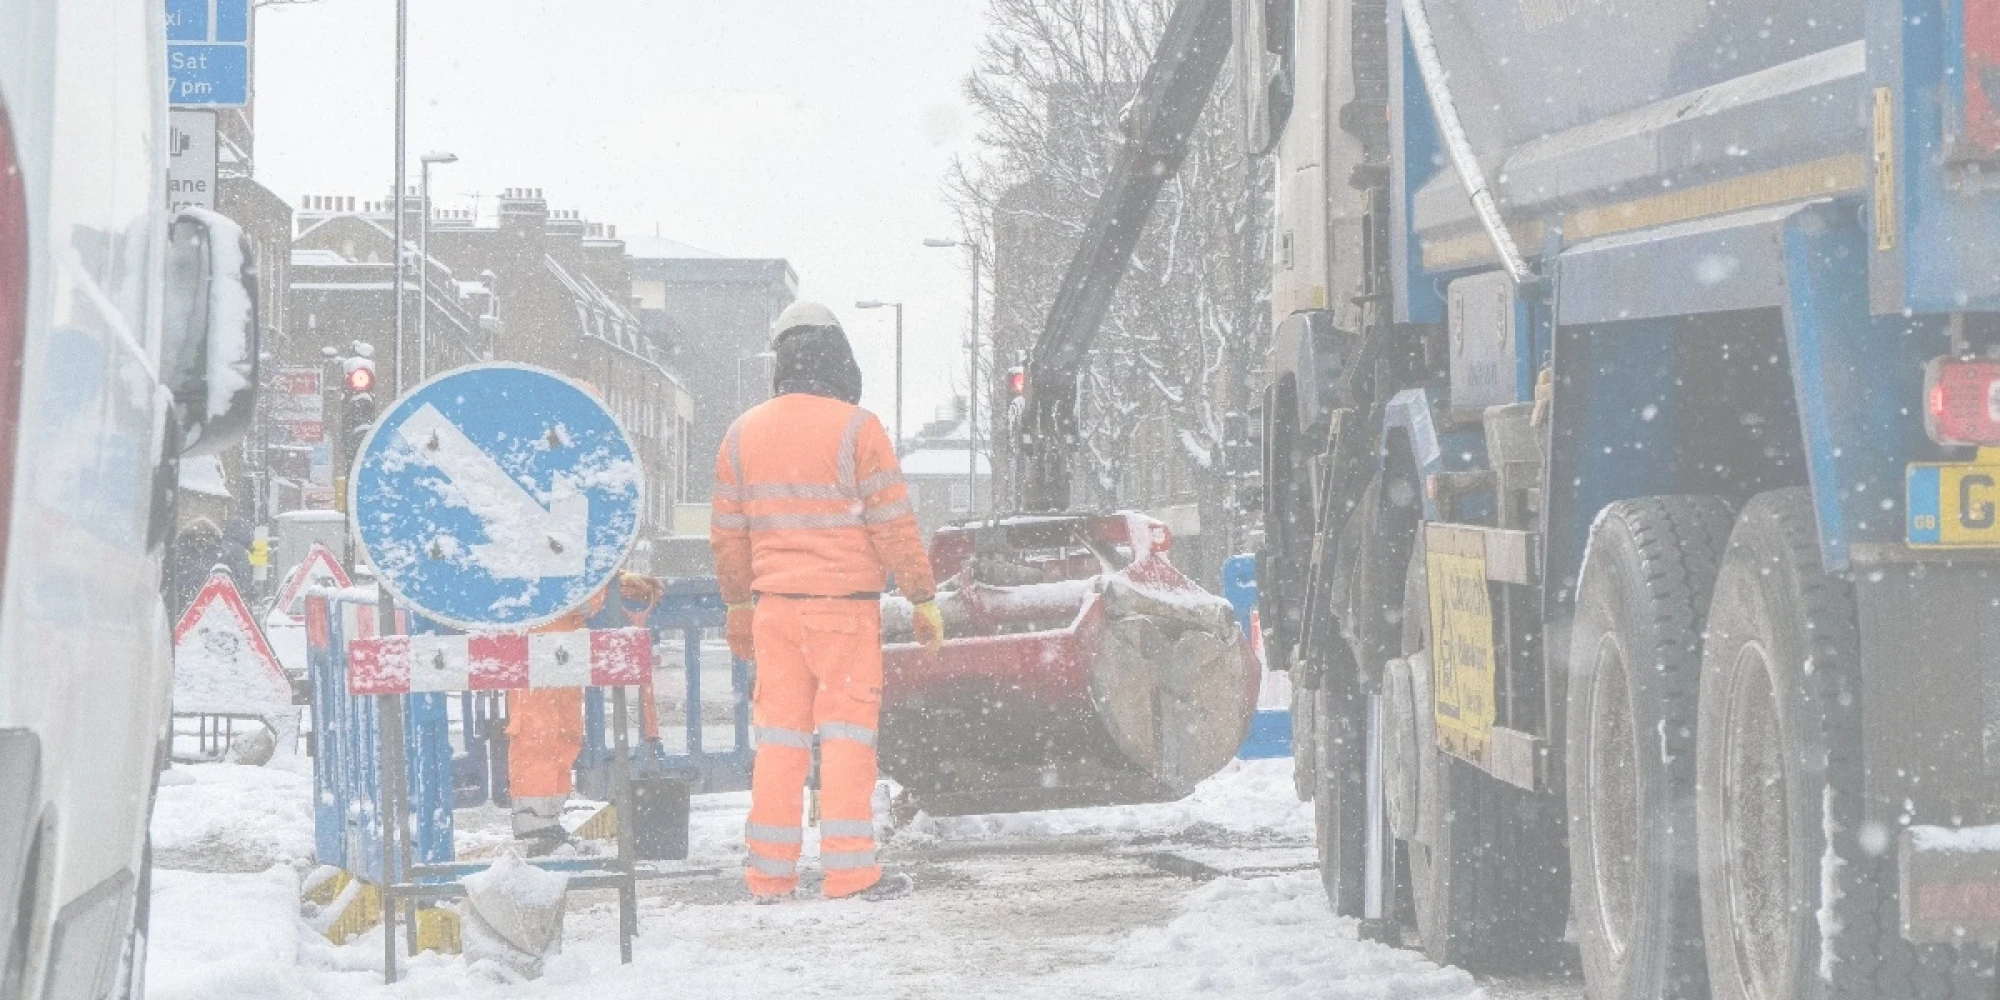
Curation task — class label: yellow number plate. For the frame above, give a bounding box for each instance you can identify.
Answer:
[1425,523,1497,767]
[1908,462,2000,548]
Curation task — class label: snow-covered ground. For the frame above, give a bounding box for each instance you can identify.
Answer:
[144,758,1501,999]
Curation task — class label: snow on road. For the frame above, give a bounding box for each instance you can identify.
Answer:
[146,759,1490,999]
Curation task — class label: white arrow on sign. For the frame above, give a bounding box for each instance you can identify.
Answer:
[398,403,589,580]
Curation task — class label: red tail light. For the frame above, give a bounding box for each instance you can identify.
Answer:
[0,103,28,591]
[1966,0,2000,153]
[1924,357,2000,446]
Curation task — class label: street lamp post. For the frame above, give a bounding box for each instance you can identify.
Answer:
[855,300,904,451]
[392,0,408,394]
[418,152,459,382]
[925,237,983,512]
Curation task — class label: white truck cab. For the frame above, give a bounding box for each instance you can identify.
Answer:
[0,0,258,996]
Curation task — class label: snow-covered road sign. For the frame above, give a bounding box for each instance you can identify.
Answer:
[349,364,643,631]
[173,571,295,752]
[270,541,351,624]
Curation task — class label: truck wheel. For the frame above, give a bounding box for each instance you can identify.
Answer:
[1401,537,1566,973]
[1567,496,1733,1000]
[1313,654,1370,918]
[1696,489,1986,999]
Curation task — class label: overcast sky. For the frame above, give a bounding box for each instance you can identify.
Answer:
[252,0,990,438]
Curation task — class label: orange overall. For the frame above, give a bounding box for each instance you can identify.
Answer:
[711,393,935,899]
[507,592,608,834]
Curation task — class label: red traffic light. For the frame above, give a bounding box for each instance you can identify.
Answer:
[345,363,375,394]
[1007,368,1026,396]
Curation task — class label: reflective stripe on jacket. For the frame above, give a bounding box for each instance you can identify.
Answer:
[710,393,936,605]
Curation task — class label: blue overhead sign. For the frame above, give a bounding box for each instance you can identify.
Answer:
[167,0,251,107]
[350,365,645,631]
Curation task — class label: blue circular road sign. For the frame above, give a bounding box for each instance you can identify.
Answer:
[349,364,644,631]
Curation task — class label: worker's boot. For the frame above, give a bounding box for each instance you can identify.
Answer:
[858,872,913,903]
[511,795,572,857]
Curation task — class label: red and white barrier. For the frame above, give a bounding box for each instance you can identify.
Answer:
[346,628,651,695]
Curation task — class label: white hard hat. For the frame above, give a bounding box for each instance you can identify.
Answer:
[774,301,843,341]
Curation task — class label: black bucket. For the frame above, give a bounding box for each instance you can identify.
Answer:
[632,776,691,861]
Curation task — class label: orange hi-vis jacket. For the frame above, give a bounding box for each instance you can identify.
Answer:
[711,393,936,604]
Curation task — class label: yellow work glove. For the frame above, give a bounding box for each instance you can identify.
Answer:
[911,600,946,654]
[618,571,664,610]
[726,603,755,661]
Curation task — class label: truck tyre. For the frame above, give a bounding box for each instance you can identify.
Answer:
[1567,496,1734,1000]
[1313,654,1370,918]
[1696,489,1988,999]
[1400,536,1567,974]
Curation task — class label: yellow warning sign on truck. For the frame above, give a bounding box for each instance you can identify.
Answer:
[1425,523,1497,767]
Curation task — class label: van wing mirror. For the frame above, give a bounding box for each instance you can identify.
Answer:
[1235,0,1296,155]
[162,210,259,456]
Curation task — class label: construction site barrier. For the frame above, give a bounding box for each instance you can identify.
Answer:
[305,586,649,984]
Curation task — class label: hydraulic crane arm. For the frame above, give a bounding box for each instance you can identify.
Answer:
[1018,0,1236,512]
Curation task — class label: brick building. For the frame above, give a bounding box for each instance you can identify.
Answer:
[287,189,695,565]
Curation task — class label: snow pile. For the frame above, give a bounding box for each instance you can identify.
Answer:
[903,757,1313,845]
[1052,872,1483,999]
[150,761,316,868]
[147,867,309,1000]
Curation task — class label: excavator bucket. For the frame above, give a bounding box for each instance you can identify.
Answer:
[880,513,1257,816]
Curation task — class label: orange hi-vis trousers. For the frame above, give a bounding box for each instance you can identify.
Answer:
[744,596,884,899]
[506,606,598,803]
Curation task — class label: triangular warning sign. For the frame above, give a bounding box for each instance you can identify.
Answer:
[272,542,352,623]
[173,570,292,719]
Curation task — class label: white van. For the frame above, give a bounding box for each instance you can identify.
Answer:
[0,0,258,996]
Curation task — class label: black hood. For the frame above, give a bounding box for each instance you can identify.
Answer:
[772,325,863,404]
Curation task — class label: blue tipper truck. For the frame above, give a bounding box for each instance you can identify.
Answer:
[1029,0,2000,993]
[1230,0,2000,997]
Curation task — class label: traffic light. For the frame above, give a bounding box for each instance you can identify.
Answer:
[344,357,376,395]
[342,357,377,453]
[333,356,377,511]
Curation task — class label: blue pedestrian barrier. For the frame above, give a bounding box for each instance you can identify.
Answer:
[305,590,454,881]
[1221,554,1292,761]
[576,577,753,799]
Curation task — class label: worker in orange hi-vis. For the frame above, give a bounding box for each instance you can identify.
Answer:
[508,570,664,854]
[711,301,944,903]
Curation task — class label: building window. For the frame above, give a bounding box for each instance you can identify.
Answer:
[950,482,972,513]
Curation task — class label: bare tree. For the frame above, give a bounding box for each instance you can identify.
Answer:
[953,0,1270,523]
